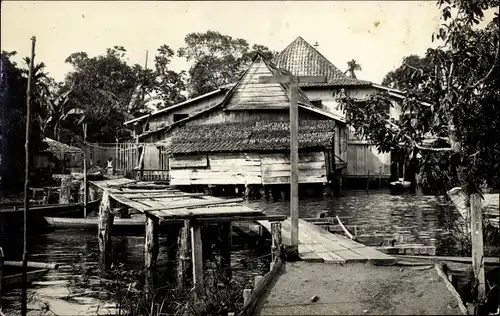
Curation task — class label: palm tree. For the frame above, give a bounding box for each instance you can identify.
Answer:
[345,59,362,79]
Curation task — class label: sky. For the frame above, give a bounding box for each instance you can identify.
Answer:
[0,1,453,84]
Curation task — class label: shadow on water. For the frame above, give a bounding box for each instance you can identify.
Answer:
[1,189,466,315]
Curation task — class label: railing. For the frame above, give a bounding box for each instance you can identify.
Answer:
[136,169,170,182]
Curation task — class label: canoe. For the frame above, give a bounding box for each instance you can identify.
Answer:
[390,179,412,195]
[44,216,146,230]
[2,269,49,290]
[0,198,101,217]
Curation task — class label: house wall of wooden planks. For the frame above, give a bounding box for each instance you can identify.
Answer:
[84,142,169,181]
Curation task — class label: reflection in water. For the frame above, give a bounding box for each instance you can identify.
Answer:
[1,190,460,315]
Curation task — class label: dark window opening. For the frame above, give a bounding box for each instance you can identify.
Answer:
[311,100,323,108]
[173,113,189,122]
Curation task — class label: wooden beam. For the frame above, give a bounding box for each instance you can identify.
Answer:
[258,75,327,84]
[219,222,232,281]
[177,220,192,290]
[271,222,282,270]
[191,222,204,297]
[98,191,114,270]
[129,193,205,199]
[290,79,299,251]
[470,193,486,301]
[160,214,287,225]
[143,198,244,212]
[144,215,159,292]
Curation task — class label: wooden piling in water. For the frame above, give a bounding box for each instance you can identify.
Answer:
[470,193,486,302]
[219,222,232,281]
[271,222,282,269]
[177,220,192,290]
[98,191,114,270]
[191,222,204,297]
[0,247,4,305]
[145,215,159,292]
[59,175,72,204]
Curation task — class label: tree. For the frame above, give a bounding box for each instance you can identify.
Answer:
[345,59,362,79]
[178,31,278,97]
[340,1,499,193]
[0,51,48,193]
[382,54,433,90]
[151,45,187,109]
[339,0,499,309]
[60,46,150,143]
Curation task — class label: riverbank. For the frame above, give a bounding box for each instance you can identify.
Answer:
[255,262,464,315]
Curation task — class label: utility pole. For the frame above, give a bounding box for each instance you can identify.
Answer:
[259,74,326,256]
[22,35,36,316]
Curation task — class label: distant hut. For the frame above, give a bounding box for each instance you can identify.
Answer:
[35,137,83,174]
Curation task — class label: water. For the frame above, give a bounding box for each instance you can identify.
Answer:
[1,190,462,315]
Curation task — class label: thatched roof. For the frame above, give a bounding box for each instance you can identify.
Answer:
[167,120,335,154]
[43,137,82,159]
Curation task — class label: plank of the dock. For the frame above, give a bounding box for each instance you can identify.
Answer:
[150,205,263,220]
[302,220,396,265]
[257,219,395,265]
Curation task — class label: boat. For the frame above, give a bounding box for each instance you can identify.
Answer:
[0,198,101,217]
[44,216,147,232]
[390,178,412,195]
[2,268,49,290]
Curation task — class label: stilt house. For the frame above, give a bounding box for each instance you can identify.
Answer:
[124,36,409,186]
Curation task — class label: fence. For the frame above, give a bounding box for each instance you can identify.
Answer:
[84,142,169,181]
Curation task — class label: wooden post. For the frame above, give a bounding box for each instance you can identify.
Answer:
[89,185,97,202]
[244,183,250,200]
[0,246,4,306]
[219,222,232,281]
[366,170,370,195]
[191,222,204,297]
[59,175,71,204]
[259,75,326,256]
[270,222,282,270]
[98,190,114,270]
[470,193,486,302]
[22,36,36,316]
[83,123,88,217]
[145,215,159,292]
[379,166,382,189]
[177,220,192,289]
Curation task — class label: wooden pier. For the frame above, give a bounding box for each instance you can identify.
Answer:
[89,178,286,296]
[257,218,396,265]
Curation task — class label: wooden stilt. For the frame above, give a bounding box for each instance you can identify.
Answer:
[366,171,370,195]
[271,222,282,269]
[145,215,159,292]
[177,220,192,290]
[89,186,97,201]
[264,186,270,199]
[219,222,232,281]
[167,225,179,262]
[379,166,382,190]
[244,183,250,200]
[59,175,72,204]
[470,193,486,302]
[98,190,114,270]
[191,222,204,297]
[0,247,4,305]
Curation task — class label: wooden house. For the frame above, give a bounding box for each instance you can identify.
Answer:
[272,36,404,180]
[124,36,409,189]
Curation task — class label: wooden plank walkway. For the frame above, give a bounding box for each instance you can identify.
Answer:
[90,178,264,222]
[257,219,396,265]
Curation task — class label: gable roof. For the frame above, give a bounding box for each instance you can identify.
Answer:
[123,88,228,126]
[273,36,372,88]
[42,137,82,159]
[137,53,346,140]
[225,54,313,110]
[166,120,336,154]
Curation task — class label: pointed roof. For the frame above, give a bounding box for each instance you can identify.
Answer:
[273,36,371,87]
[225,53,312,110]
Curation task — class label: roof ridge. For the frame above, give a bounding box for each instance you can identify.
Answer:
[294,37,348,79]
